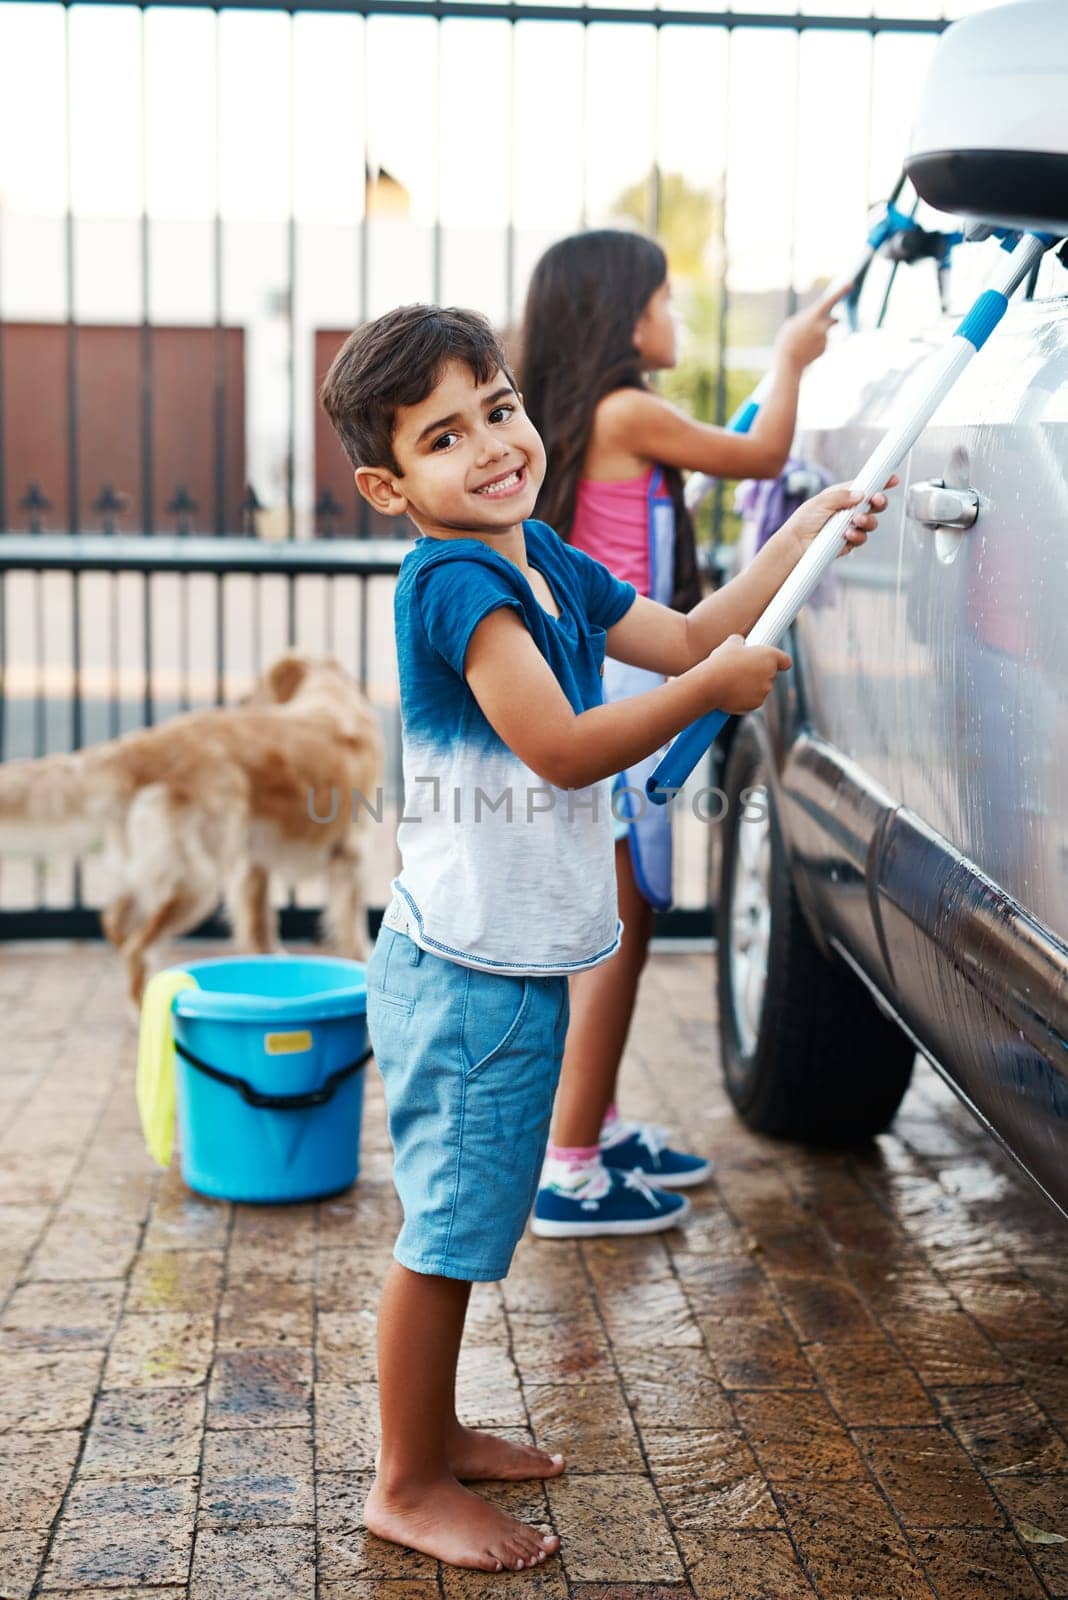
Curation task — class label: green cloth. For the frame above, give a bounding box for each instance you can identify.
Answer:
[137,969,199,1167]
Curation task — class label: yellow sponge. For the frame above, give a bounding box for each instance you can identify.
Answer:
[136,969,200,1167]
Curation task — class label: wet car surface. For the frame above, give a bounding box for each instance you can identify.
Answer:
[717,273,1068,1213]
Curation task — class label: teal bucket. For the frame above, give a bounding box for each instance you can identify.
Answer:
[170,955,370,1204]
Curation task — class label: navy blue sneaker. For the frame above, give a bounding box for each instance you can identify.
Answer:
[531,1167,690,1238]
[600,1121,713,1189]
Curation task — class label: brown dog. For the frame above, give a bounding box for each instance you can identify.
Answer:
[0,654,383,1003]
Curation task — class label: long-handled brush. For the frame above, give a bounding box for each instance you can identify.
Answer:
[648,228,1058,804]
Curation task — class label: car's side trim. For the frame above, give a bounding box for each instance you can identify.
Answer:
[877,806,1068,1067]
[828,933,1067,1223]
[780,731,901,999]
[782,729,1068,1066]
[778,727,1068,1211]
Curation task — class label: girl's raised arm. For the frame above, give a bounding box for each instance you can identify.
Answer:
[597,282,848,482]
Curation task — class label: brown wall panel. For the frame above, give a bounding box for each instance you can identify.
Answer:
[1,323,246,534]
[151,327,245,534]
[2,324,70,532]
[315,327,362,537]
[75,325,142,532]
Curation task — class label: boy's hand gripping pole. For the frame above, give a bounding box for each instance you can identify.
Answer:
[648,231,1053,805]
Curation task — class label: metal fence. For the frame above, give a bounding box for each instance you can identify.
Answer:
[0,0,960,940]
[0,535,399,934]
[0,536,729,939]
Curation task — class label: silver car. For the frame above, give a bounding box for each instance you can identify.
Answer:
[714,263,1068,1216]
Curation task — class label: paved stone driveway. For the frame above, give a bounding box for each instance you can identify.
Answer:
[1,941,1066,1599]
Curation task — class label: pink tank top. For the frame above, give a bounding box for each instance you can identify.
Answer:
[569,469,671,599]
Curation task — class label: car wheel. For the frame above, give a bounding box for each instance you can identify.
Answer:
[717,717,915,1145]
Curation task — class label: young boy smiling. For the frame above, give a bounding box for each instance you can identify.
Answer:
[320,303,889,1573]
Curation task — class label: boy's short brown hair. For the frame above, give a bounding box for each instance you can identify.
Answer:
[319,304,516,475]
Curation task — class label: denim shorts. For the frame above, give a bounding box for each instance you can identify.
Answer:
[366,925,570,1282]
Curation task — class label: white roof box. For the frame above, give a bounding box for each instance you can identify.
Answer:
[906,0,1068,235]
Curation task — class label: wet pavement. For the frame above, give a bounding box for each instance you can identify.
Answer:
[1,941,1066,1599]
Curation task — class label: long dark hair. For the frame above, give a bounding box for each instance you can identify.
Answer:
[519,229,701,612]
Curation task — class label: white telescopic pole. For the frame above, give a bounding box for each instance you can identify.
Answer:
[744,233,1045,649]
[648,231,1050,802]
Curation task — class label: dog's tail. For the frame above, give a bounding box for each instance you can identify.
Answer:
[0,751,104,856]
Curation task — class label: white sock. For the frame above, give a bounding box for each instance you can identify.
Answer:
[541,1145,608,1193]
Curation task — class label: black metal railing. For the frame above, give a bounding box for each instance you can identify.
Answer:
[0,536,730,940]
[0,536,404,935]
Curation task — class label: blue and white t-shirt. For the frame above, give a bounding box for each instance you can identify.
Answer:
[385,519,636,975]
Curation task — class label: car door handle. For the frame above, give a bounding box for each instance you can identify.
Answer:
[906,479,979,529]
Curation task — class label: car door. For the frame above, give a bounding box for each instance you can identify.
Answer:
[784,328,919,997]
[874,298,1068,1203]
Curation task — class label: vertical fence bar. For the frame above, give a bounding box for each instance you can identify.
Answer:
[432,19,443,304]
[358,577,369,695]
[210,9,225,735]
[33,566,45,901]
[109,572,120,736]
[648,24,661,237]
[71,575,82,745]
[0,579,6,761]
[358,17,370,537]
[786,23,801,318]
[866,26,888,326]
[253,572,264,674]
[579,22,589,230]
[140,10,154,534]
[286,11,297,541]
[64,2,79,536]
[710,23,732,549]
[179,572,191,711]
[864,19,876,213]
[142,575,153,726]
[215,571,225,705]
[71,570,83,904]
[0,576,4,919]
[33,578,45,763]
[705,22,732,911]
[0,178,6,532]
[359,19,369,330]
[505,17,517,328]
[213,6,227,534]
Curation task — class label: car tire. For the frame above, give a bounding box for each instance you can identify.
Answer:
[717,716,914,1145]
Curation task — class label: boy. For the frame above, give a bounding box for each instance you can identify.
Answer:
[320,304,888,1573]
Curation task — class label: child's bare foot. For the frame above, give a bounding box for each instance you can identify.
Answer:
[364,1472,560,1572]
[448,1424,566,1482]
[376,1425,566,1483]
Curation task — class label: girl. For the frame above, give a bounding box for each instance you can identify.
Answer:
[521,228,845,1236]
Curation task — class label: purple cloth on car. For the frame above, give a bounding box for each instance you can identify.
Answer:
[734,457,836,609]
